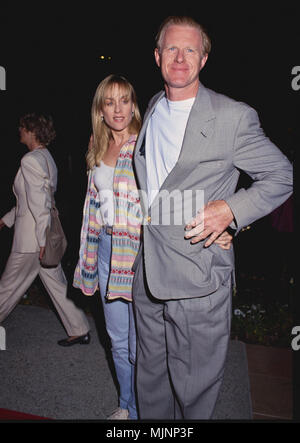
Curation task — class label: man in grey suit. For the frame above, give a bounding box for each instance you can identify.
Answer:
[132,16,293,419]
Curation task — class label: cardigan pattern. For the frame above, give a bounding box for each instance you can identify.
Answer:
[73,135,142,301]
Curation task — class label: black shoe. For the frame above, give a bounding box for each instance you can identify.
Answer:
[57,332,90,347]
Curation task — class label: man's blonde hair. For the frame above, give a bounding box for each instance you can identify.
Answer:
[155,16,211,56]
[86,74,141,170]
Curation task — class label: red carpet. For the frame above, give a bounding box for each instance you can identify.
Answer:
[0,408,52,420]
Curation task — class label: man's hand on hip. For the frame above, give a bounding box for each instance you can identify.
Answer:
[185,200,234,247]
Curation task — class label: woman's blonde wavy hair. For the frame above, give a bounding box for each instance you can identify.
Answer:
[86,74,142,170]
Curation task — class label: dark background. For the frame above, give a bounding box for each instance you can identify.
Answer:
[1,3,298,283]
[0,1,299,417]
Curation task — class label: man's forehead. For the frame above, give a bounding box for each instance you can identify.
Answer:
[163,24,202,43]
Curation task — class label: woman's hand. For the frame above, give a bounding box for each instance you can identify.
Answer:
[39,246,45,261]
[214,230,233,250]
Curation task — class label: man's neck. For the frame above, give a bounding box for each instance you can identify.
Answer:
[165,81,199,101]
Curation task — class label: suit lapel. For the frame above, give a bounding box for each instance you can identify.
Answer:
[134,84,216,212]
[157,84,215,195]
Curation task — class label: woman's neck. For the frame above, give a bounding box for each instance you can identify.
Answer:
[29,142,45,151]
[110,129,131,148]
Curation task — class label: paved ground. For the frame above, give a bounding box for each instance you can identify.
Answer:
[0,304,252,420]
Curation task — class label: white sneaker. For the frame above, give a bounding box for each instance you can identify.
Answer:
[107,407,129,420]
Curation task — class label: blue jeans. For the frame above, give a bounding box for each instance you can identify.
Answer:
[98,228,137,419]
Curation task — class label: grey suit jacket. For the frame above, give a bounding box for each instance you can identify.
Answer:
[133,83,293,300]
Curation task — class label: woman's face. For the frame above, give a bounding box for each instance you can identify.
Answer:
[19,126,33,149]
[100,84,134,134]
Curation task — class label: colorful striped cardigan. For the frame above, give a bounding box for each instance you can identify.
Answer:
[73,135,142,301]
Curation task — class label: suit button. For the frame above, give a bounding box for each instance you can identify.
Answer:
[147,216,151,224]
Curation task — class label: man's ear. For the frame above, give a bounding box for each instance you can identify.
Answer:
[154,48,161,67]
[199,53,208,72]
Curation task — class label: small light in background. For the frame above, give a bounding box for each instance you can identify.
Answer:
[99,55,112,61]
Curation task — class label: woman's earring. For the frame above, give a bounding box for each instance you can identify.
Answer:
[101,116,104,122]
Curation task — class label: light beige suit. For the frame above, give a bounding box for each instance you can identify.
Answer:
[0,148,90,336]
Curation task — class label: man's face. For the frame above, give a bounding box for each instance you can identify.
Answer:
[155,25,208,93]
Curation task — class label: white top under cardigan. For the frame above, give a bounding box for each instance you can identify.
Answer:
[94,161,115,226]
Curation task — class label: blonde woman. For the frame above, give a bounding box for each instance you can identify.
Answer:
[74,75,142,420]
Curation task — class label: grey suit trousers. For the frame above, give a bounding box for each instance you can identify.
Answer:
[132,249,232,420]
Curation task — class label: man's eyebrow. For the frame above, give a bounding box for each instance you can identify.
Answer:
[164,44,199,50]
